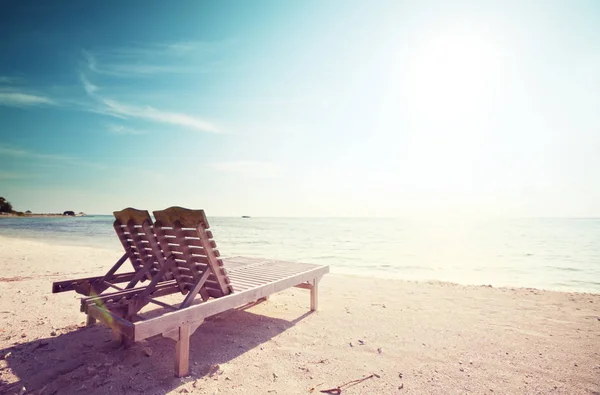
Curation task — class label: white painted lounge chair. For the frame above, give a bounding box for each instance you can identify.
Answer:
[81,207,329,376]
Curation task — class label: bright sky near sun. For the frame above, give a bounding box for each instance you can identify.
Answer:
[1,0,599,217]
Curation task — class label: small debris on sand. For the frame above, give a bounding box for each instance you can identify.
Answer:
[320,373,378,394]
[206,364,223,377]
[310,359,328,364]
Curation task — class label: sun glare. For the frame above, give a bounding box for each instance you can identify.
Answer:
[407,25,503,120]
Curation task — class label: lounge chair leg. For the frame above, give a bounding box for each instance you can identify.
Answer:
[86,315,96,326]
[111,328,124,343]
[123,336,134,349]
[175,325,191,377]
[310,277,320,311]
[111,310,127,344]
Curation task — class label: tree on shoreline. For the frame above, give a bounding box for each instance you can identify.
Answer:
[0,197,13,213]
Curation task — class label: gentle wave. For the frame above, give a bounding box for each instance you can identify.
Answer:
[544,266,582,272]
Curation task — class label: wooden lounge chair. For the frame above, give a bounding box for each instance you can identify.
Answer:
[52,208,173,296]
[82,206,329,377]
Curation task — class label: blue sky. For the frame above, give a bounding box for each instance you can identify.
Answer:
[1,0,599,217]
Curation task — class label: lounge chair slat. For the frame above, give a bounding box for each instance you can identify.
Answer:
[229,274,296,287]
[142,219,174,282]
[170,221,204,293]
[232,267,308,278]
[228,271,284,283]
[228,277,281,288]
[114,226,144,272]
[195,221,231,295]
[232,262,310,273]
[174,268,223,289]
[163,245,220,265]
[172,238,218,251]
[171,251,211,266]
[227,276,266,287]
[125,222,155,282]
[155,226,186,294]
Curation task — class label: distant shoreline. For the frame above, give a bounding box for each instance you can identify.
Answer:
[0,213,86,218]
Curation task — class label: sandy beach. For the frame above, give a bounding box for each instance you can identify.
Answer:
[0,235,598,395]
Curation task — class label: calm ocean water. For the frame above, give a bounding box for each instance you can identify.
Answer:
[0,216,599,293]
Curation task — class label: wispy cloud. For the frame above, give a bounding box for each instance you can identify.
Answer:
[107,124,146,135]
[0,92,56,107]
[0,145,105,169]
[80,74,219,133]
[83,50,175,76]
[210,161,283,179]
[82,41,230,76]
[0,75,55,107]
[102,99,219,133]
[81,74,98,94]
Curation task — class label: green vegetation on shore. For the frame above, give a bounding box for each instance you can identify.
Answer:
[0,197,85,217]
[0,197,23,216]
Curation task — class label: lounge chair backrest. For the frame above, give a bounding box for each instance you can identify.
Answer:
[152,206,233,298]
[113,207,171,281]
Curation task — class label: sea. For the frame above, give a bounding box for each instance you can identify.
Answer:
[0,216,598,294]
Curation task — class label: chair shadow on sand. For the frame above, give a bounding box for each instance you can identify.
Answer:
[0,301,314,395]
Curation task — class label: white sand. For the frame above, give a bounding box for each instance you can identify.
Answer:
[0,235,598,394]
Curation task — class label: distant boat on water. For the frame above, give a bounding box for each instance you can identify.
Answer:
[241,216,251,218]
